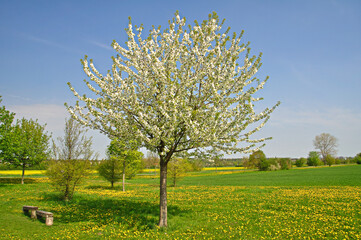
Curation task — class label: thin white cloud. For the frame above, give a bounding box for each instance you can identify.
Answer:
[88,40,113,50]
[270,107,361,129]
[4,94,33,102]
[24,34,82,54]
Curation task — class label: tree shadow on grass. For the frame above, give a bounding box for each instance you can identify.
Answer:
[86,185,123,190]
[0,177,37,184]
[40,192,187,230]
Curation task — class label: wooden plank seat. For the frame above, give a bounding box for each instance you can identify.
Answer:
[23,205,38,219]
[36,210,54,226]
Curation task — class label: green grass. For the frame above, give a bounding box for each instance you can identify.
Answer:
[178,165,361,186]
[0,165,360,239]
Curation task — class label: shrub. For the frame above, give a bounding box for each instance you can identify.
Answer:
[279,158,292,170]
[355,155,361,164]
[168,158,192,187]
[188,159,204,172]
[267,158,280,171]
[325,155,335,167]
[46,159,91,201]
[295,158,307,167]
[247,150,269,171]
[258,158,270,171]
[307,151,322,166]
[269,162,280,171]
[98,158,123,188]
[242,157,258,169]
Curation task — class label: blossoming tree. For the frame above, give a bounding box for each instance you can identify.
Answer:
[66,11,280,227]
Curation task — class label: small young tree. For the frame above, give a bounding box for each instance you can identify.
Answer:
[106,138,143,191]
[51,117,97,160]
[46,117,97,201]
[98,157,122,188]
[307,151,322,166]
[325,155,335,167]
[0,118,50,184]
[167,158,192,187]
[47,159,91,201]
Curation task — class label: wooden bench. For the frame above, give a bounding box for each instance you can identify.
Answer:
[23,205,38,219]
[36,210,54,226]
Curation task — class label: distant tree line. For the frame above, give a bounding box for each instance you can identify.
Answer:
[1,97,360,201]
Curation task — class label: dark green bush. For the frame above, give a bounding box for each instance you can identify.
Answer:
[295,158,307,167]
[325,155,335,167]
[258,158,270,171]
[307,151,322,166]
[355,156,361,165]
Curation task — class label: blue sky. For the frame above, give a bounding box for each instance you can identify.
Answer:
[1,0,360,158]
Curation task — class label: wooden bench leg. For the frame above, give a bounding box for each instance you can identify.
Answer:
[45,216,53,226]
[30,209,37,219]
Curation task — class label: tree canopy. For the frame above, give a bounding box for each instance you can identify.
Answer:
[52,117,98,160]
[0,97,15,155]
[47,117,96,201]
[66,11,279,227]
[307,151,322,166]
[104,138,143,191]
[0,118,50,184]
[313,133,338,162]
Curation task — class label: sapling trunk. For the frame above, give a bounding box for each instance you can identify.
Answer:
[122,161,125,192]
[21,162,25,184]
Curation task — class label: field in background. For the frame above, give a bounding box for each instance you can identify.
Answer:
[0,170,46,176]
[0,165,360,239]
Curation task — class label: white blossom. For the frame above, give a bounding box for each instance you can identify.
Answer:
[66,11,280,161]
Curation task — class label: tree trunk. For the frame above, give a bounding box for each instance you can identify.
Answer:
[21,163,25,184]
[122,161,125,192]
[159,160,168,227]
[64,188,69,201]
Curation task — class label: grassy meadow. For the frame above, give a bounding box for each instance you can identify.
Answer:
[0,165,360,239]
